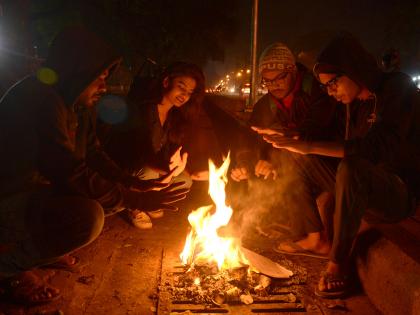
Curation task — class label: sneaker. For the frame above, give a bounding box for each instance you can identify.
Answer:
[147,209,164,219]
[130,210,152,229]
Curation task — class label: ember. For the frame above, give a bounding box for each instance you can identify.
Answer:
[169,264,299,306]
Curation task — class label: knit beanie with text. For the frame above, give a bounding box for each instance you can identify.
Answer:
[259,42,296,74]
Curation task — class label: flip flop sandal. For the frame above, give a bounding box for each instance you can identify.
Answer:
[42,255,80,271]
[2,273,61,306]
[315,271,350,299]
[273,240,329,259]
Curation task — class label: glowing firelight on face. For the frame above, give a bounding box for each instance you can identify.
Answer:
[180,154,250,270]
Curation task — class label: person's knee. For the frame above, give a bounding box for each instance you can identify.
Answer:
[58,197,104,247]
[336,157,366,185]
[34,197,104,259]
[78,199,104,244]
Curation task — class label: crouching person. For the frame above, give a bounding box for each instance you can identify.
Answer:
[99,62,205,229]
[0,27,188,306]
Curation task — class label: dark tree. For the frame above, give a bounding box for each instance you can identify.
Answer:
[28,0,239,72]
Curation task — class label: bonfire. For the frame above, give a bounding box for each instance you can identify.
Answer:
[176,154,294,305]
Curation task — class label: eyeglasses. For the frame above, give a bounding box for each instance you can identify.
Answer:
[319,74,343,91]
[261,72,290,87]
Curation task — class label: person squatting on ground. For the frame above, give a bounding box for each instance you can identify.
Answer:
[255,32,420,298]
[229,42,338,248]
[99,62,205,229]
[0,27,188,305]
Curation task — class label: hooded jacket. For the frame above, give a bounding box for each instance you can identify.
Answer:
[314,32,420,196]
[0,27,142,211]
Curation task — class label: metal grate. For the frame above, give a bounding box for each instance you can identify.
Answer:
[169,299,306,314]
[157,251,313,314]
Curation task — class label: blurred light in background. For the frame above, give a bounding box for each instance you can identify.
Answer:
[97,94,128,124]
[36,67,58,85]
[412,75,420,88]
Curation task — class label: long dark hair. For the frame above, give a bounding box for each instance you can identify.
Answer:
[159,62,205,122]
[126,62,205,149]
[127,62,205,121]
[157,62,205,147]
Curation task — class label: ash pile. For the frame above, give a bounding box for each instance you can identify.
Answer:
[166,258,307,307]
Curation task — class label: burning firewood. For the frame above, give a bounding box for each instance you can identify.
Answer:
[171,155,301,306]
[240,292,253,305]
[168,262,304,306]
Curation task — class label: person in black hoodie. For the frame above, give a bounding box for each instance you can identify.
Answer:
[255,32,419,298]
[0,27,188,305]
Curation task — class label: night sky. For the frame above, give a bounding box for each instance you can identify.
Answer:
[205,0,419,85]
[0,0,418,89]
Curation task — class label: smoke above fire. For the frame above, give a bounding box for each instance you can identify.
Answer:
[228,149,305,238]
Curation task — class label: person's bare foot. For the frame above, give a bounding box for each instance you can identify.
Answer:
[292,232,330,255]
[316,261,350,298]
[4,270,61,305]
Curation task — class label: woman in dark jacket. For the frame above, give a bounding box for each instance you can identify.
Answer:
[102,62,205,229]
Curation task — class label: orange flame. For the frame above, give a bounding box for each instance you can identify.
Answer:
[180,154,250,270]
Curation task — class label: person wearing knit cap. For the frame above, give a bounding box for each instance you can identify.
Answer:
[230,42,338,252]
[255,32,419,298]
[258,42,297,100]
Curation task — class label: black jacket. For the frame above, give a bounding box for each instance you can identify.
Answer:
[100,95,186,173]
[315,32,420,196]
[97,74,188,173]
[0,27,142,211]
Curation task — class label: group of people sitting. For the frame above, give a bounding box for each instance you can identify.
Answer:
[0,26,418,306]
[229,34,419,298]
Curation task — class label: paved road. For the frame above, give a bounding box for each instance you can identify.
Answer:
[0,96,381,314]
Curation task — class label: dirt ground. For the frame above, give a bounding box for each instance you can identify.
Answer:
[0,182,381,315]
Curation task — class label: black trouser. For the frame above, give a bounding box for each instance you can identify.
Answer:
[287,154,338,237]
[288,154,412,262]
[0,188,105,277]
[330,156,411,263]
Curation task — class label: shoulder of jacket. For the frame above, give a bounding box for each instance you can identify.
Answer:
[301,73,314,95]
[21,77,65,111]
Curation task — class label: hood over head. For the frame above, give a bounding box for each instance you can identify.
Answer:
[44,26,121,108]
[313,32,382,92]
